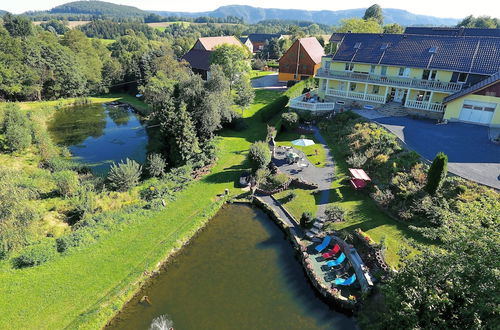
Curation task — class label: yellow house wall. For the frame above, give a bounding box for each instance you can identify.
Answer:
[432,92,448,103]
[444,94,500,126]
[410,68,423,79]
[354,64,370,73]
[332,62,345,71]
[437,71,453,82]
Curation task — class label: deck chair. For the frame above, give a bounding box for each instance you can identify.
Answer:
[335,273,357,286]
[314,236,332,253]
[321,244,340,259]
[326,252,346,267]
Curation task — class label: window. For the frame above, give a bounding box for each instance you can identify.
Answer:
[428,47,438,53]
[324,60,331,71]
[380,43,389,50]
[399,67,410,77]
[422,69,437,81]
[345,63,354,71]
[485,91,497,97]
[416,91,431,102]
[457,72,468,83]
[350,83,357,91]
[372,85,380,94]
[380,66,388,76]
[259,45,264,50]
[370,65,376,74]
[336,101,345,105]
[339,82,347,90]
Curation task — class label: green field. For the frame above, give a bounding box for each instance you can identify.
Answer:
[0,89,281,329]
[249,70,274,80]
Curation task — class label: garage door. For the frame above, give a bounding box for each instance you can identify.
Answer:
[458,100,496,125]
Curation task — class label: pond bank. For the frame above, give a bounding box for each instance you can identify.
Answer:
[107,203,356,329]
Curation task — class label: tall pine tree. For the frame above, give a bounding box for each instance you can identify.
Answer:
[425,152,448,195]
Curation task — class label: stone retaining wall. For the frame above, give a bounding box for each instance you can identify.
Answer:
[252,197,357,311]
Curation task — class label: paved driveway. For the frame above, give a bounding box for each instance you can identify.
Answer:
[251,73,287,91]
[370,116,500,189]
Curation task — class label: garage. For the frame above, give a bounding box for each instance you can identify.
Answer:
[458,100,497,125]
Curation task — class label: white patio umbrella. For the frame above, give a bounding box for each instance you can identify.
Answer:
[291,138,315,147]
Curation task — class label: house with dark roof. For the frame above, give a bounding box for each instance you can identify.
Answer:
[181,36,245,80]
[295,29,500,126]
[239,36,254,53]
[278,37,325,82]
[247,33,283,53]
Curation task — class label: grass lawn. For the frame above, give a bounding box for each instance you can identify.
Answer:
[274,188,317,221]
[249,70,274,80]
[320,129,431,267]
[0,89,281,329]
[275,131,327,167]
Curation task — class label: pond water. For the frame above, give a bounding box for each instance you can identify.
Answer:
[48,104,149,174]
[108,204,356,330]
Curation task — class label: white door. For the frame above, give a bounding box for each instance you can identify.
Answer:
[458,100,496,125]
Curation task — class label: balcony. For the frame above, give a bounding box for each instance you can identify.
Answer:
[325,88,386,104]
[405,100,445,113]
[289,91,335,111]
[317,69,463,93]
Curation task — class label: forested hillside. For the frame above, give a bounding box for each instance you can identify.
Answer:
[153,5,459,26]
[48,1,146,17]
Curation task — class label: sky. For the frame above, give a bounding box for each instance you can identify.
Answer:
[3,0,500,19]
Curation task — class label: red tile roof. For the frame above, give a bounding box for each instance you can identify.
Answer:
[198,36,242,51]
[298,37,326,64]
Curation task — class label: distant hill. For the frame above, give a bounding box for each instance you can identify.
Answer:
[45,1,146,17]
[0,10,7,15]
[153,5,459,26]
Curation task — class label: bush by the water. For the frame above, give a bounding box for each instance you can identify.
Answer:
[1,105,32,152]
[281,112,299,131]
[13,241,58,268]
[53,170,80,197]
[69,184,97,223]
[146,153,167,178]
[300,211,314,228]
[108,158,142,191]
[248,141,271,170]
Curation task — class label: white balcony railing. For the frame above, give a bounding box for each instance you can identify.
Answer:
[405,100,445,112]
[317,69,463,93]
[325,88,386,104]
[289,91,335,111]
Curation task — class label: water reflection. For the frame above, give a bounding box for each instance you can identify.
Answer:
[48,104,148,174]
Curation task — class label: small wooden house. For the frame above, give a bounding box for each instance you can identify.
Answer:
[278,37,325,82]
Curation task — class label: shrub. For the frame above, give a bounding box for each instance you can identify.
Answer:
[324,204,346,222]
[300,211,314,228]
[108,158,142,191]
[146,153,167,178]
[13,241,57,268]
[252,59,266,70]
[281,112,299,131]
[56,230,97,253]
[270,173,289,187]
[248,141,271,170]
[346,153,367,168]
[69,184,97,223]
[284,191,297,203]
[373,154,390,165]
[260,95,290,121]
[286,80,297,88]
[4,124,32,151]
[1,105,32,152]
[426,152,448,195]
[42,156,81,172]
[371,187,395,207]
[53,170,79,197]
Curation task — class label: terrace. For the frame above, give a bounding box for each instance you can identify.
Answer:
[289,90,335,112]
[317,69,463,93]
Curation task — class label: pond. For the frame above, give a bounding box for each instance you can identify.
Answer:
[48,103,150,174]
[107,204,357,330]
